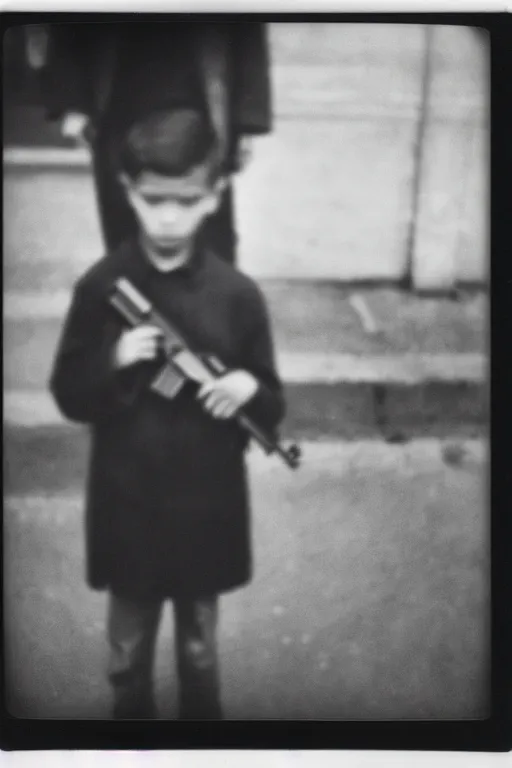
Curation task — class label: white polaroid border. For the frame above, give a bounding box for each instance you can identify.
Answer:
[1,750,512,767]
[0,0,507,13]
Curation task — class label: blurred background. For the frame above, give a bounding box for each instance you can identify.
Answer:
[4,22,489,722]
[4,22,489,289]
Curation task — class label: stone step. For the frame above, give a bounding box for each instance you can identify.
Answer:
[3,353,488,438]
[4,286,486,355]
[5,294,485,389]
[5,294,487,439]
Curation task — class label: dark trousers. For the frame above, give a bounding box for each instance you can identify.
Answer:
[107,591,222,720]
[92,131,237,263]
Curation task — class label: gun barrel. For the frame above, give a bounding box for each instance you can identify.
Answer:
[115,278,152,316]
[109,292,145,327]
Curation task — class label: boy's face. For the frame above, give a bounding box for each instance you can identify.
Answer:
[121,162,223,254]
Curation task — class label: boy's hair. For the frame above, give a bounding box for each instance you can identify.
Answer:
[119,109,218,181]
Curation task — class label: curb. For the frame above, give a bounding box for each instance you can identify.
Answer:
[4,147,91,169]
[278,352,485,384]
[4,375,487,440]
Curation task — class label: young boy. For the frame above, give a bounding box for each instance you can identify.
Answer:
[50,108,285,720]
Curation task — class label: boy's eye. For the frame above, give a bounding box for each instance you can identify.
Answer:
[144,196,168,206]
[142,197,199,208]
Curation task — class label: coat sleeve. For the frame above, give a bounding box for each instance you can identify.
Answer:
[41,24,90,120]
[230,22,272,137]
[49,279,150,424]
[236,283,285,435]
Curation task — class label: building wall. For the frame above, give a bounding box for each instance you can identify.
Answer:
[236,23,489,288]
[4,22,489,289]
[411,26,489,290]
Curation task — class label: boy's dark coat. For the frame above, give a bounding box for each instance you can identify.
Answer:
[50,239,285,600]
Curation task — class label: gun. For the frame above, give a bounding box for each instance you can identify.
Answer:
[108,277,301,470]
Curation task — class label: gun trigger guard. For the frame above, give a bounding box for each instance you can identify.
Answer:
[161,340,183,359]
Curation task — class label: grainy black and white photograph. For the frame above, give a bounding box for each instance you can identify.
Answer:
[4,18,490,723]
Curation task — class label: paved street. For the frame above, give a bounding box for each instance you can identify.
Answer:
[5,440,489,721]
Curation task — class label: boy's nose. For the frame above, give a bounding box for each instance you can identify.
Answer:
[162,207,178,222]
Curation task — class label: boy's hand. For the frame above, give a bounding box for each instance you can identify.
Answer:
[114,326,163,370]
[198,371,259,419]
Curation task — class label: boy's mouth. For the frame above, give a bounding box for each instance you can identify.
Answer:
[152,235,188,253]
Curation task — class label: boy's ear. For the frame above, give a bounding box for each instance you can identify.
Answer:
[203,179,226,215]
[202,194,220,216]
[213,176,228,196]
